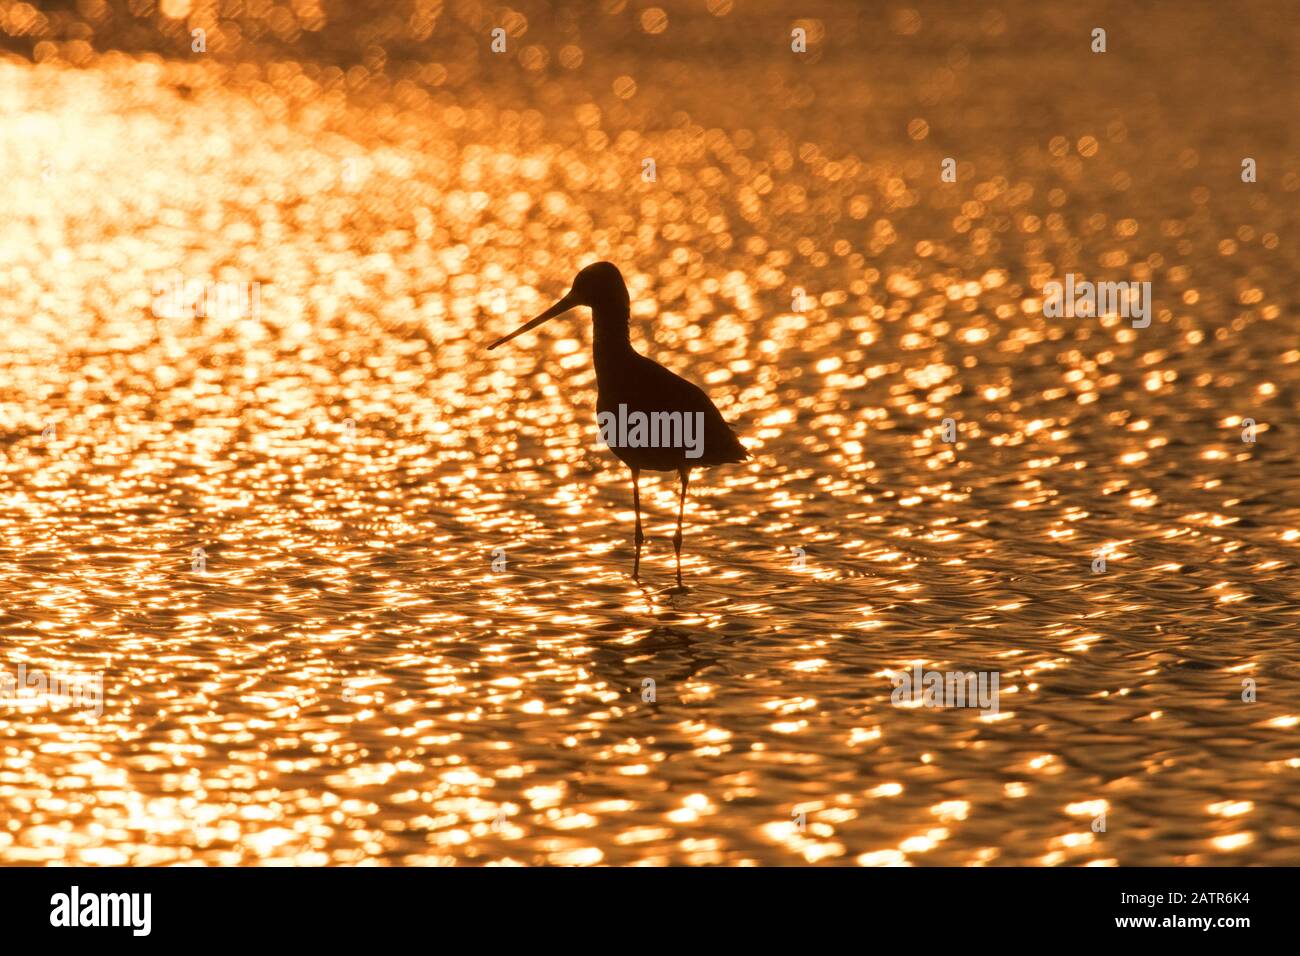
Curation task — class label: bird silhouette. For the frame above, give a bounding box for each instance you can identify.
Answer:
[488,262,748,590]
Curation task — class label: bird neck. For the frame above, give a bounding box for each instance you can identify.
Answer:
[592,303,635,367]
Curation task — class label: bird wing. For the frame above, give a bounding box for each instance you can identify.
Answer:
[630,355,749,463]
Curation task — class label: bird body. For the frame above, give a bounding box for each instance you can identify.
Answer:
[594,345,749,473]
[489,262,747,587]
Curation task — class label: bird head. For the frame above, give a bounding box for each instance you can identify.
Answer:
[487,261,628,350]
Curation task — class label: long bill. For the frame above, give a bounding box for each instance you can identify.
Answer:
[487,294,577,350]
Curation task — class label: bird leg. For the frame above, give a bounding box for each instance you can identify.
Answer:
[673,467,691,589]
[631,467,644,581]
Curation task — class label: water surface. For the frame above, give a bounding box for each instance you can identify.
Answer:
[1,2,1298,865]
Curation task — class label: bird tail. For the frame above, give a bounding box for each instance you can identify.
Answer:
[721,432,749,463]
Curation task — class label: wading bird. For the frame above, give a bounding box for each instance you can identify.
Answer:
[488,262,748,590]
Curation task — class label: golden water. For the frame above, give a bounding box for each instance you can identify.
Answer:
[0,2,1297,865]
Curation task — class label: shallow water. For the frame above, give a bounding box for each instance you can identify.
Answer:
[1,2,1298,865]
